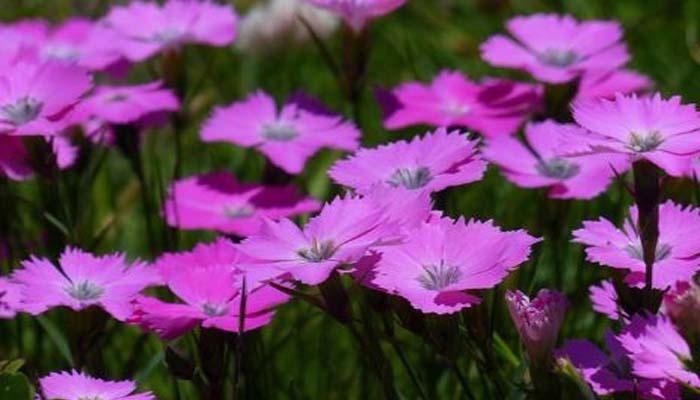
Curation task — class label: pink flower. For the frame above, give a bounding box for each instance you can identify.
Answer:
[237,194,401,286]
[589,280,627,321]
[76,81,179,125]
[371,216,538,314]
[576,69,652,101]
[305,0,405,31]
[0,57,92,136]
[0,277,22,318]
[618,314,700,388]
[506,289,568,365]
[573,201,700,289]
[558,331,680,399]
[483,120,630,199]
[12,248,159,321]
[131,239,288,340]
[571,93,700,177]
[105,0,238,61]
[664,280,700,340]
[329,127,485,194]
[40,370,155,400]
[481,14,628,84]
[164,171,321,236]
[379,70,542,137]
[38,18,126,71]
[201,90,360,174]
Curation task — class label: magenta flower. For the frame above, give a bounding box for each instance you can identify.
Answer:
[0,277,22,319]
[38,18,125,71]
[506,289,568,365]
[481,14,628,84]
[484,120,630,199]
[12,248,159,321]
[238,194,400,286]
[619,314,700,388]
[201,90,360,174]
[576,69,652,101]
[589,280,627,321]
[131,240,288,340]
[40,370,155,400]
[371,216,538,314]
[571,93,700,177]
[0,135,77,180]
[558,331,680,399]
[329,127,485,194]
[574,201,700,289]
[379,71,542,137]
[0,58,92,136]
[76,81,179,125]
[105,0,238,61]
[305,0,405,31]
[164,171,321,236]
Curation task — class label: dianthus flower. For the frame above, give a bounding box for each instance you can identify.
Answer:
[305,0,405,31]
[40,370,155,400]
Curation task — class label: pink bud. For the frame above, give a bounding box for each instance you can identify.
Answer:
[664,280,700,340]
[506,289,569,366]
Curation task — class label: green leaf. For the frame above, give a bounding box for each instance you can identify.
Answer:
[0,372,34,400]
[493,333,519,368]
[0,359,24,373]
[37,316,74,367]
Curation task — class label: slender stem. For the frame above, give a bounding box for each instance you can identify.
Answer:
[632,160,660,305]
[449,360,477,400]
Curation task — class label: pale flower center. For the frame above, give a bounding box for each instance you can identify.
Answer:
[535,158,580,180]
[625,242,672,262]
[417,260,462,291]
[106,93,130,103]
[223,204,255,218]
[261,123,298,141]
[297,240,336,262]
[443,102,471,117]
[388,167,432,190]
[78,396,103,400]
[65,281,104,301]
[202,302,228,317]
[1,97,43,126]
[152,27,184,44]
[538,49,578,67]
[43,44,81,62]
[627,131,664,153]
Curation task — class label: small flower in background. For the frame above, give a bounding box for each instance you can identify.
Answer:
[305,0,406,32]
[573,201,700,289]
[664,280,700,341]
[1,135,79,180]
[201,90,360,174]
[37,18,126,72]
[131,240,289,340]
[558,330,680,399]
[618,314,700,388]
[378,70,542,137]
[237,194,400,286]
[589,280,627,322]
[371,216,538,314]
[0,57,92,136]
[575,69,652,101]
[570,93,700,177]
[481,14,628,84]
[12,248,160,321]
[104,0,238,62]
[506,289,568,366]
[329,127,485,194]
[237,0,339,53]
[76,81,180,126]
[483,120,630,199]
[164,171,321,237]
[0,277,22,318]
[40,370,155,400]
